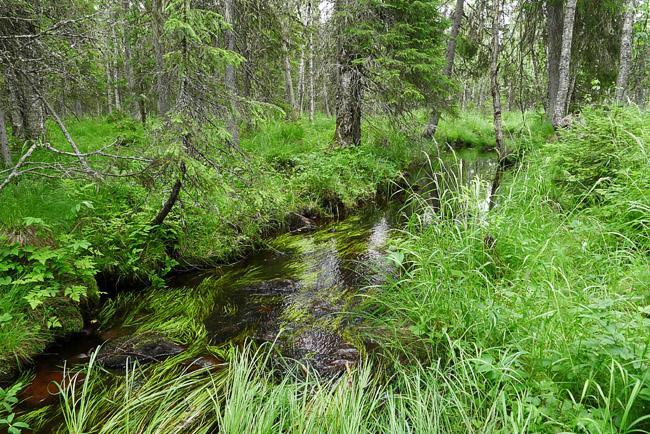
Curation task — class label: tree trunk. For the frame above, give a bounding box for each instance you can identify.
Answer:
[224,0,240,148]
[106,62,113,114]
[5,68,45,141]
[545,0,563,120]
[489,0,505,211]
[308,0,315,122]
[423,0,464,138]
[122,0,136,114]
[0,105,11,167]
[323,81,331,116]
[152,0,169,115]
[334,0,362,147]
[552,0,578,127]
[111,24,122,111]
[282,39,297,116]
[152,162,186,226]
[298,46,306,115]
[616,0,636,103]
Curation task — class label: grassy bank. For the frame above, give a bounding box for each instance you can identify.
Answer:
[0,114,421,382]
[14,106,648,433]
[369,106,650,432]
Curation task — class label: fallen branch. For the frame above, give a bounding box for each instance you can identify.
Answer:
[0,141,40,191]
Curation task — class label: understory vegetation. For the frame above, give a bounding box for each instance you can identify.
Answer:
[0,113,421,382]
[8,106,647,434]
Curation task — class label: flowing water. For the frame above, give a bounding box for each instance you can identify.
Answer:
[19,150,497,410]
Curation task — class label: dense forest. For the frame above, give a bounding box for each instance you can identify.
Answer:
[0,0,649,432]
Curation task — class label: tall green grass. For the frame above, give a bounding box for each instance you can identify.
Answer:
[367,106,650,432]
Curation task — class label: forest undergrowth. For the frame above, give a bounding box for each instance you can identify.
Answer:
[7,106,646,433]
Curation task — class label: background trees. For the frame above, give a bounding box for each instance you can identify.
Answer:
[0,0,648,180]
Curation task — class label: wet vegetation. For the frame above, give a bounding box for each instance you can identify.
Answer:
[2,0,650,432]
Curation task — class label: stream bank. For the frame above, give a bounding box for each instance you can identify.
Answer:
[17,149,498,425]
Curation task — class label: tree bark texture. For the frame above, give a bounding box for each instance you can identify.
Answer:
[616,0,636,103]
[308,0,315,122]
[334,0,362,147]
[282,39,297,116]
[552,0,578,127]
[0,105,11,167]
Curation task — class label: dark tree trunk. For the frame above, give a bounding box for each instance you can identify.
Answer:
[423,0,464,138]
[152,162,186,226]
[334,0,362,147]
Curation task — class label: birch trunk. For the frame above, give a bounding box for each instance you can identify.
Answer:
[298,46,305,115]
[616,0,636,103]
[552,0,578,127]
[0,105,11,168]
[423,0,464,138]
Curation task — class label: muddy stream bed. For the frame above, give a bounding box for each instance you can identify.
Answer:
[18,150,497,413]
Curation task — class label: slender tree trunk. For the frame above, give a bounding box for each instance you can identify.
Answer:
[553,0,578,127]
[298,46,306,115]
[323,81,331,116]
[489,0,505,211]
[111,24,122,111]
[152,0,169,115]
[545,0,563,120]
[122,0,136,114]
[334,0,362,147]
[224,0,240,148]
[152,162,186,226]
[282,38,297,116]
[0,106,11,168]
[423,0,464,138]
[616,0,636,103]
[106,63,113,114]
[308,0,315,122]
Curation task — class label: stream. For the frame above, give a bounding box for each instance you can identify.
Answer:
[18,150,497,411]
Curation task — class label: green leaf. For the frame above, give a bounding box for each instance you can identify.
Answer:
[64,285,87,303]
[29,248,58,265]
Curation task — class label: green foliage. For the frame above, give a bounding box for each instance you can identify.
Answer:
[0,382,29,434]
[0,230,97,311]
[367,107,650,432]
[345,0,447,114]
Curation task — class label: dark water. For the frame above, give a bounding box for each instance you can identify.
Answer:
[19,150,497,407]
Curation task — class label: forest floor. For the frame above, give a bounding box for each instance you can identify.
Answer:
[5,108,648,433]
